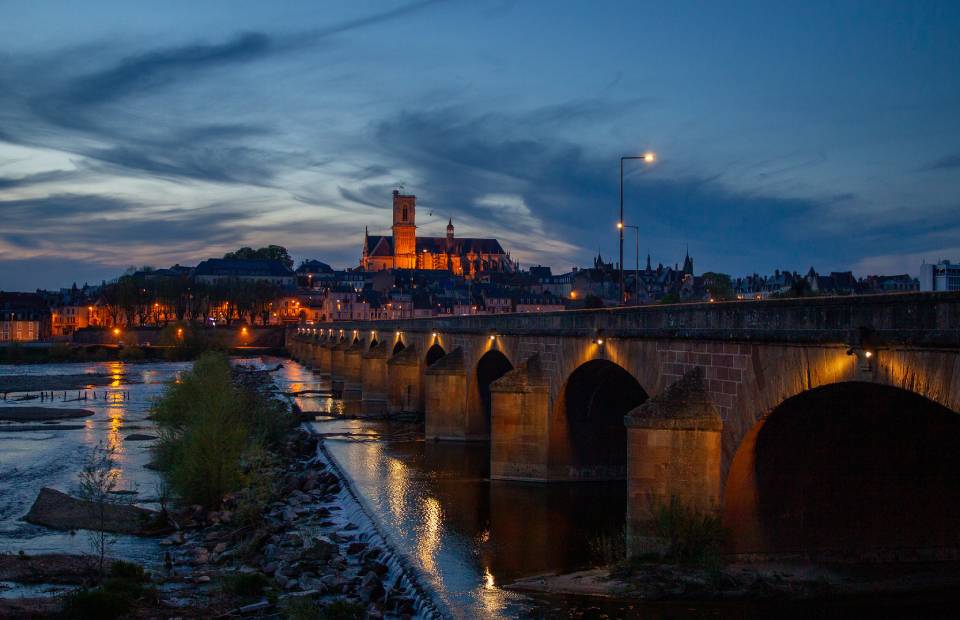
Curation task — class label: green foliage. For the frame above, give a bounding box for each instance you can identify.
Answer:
[702,272,734,301]
[118,346,146,361]
[152,352,292,509]
[221,572,269,597]
[224,244,294,269]
[61,561,151,620]
[280,599,367,620]
[583,294,604,309]
[588,527,627,566]
[654,496,727,565]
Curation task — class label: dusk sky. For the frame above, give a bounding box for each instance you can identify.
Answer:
[1,1,959,290]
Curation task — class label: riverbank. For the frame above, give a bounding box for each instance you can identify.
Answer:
[0,359,438,619]
[507,559,960,603]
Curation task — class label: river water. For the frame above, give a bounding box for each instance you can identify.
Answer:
[3,357,955,617]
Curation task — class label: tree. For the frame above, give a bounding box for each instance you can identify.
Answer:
[789,277,813,297]
[702,272,734,301]
[76,442,132,574]
[223,245,294,270]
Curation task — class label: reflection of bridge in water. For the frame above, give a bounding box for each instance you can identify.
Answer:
[289,292,960,559]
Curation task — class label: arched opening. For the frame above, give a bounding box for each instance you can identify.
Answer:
[369,338,379,350]
[392,340,406,355]
[724,382,960,557]
[559,360,647,476]
[476,349,513,423]
[425,343,446,367]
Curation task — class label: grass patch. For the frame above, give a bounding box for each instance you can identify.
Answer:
[653,496,727,565]
[280,598,366,620]
[61,560,154,620]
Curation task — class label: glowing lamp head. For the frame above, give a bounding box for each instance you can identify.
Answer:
[864,350,873,359]
[643,152,656,163]
[617,222,624,230]
[112,328,120,336]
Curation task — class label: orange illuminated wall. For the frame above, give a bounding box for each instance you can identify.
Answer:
[392,190,417,269]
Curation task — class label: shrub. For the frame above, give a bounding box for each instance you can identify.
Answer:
[152,352,291,509]
[654,496,727,565]
[222,572,269,597]
[588,527,627,566]
[61,561,151,620]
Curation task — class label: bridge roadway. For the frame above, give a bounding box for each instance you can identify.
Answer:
[288,292,960,558]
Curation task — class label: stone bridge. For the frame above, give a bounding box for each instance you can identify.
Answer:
[288,292,960,559]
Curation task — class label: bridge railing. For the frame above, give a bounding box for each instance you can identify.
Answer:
[289,291,960,347]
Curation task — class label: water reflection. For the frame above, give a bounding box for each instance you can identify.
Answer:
[317,423,626,618]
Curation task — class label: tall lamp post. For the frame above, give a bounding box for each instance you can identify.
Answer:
[619,152,656,305]
[618,223,640,304]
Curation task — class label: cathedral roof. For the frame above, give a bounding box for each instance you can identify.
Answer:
[416,236,505,255]
[366,235,394,257]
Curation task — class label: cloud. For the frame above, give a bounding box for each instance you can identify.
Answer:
[923,153,960,171]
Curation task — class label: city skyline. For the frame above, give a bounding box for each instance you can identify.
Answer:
[2,1,959,290]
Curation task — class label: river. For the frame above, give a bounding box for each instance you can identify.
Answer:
[2,357,955,617]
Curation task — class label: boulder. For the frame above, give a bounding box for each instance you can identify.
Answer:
[24,487,167,535]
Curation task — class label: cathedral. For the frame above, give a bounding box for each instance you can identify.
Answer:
[361,190,515,278]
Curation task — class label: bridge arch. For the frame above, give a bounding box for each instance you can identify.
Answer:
[723,381,960,558]
[425,343,446,367]
[553,359,648,479]
[476,349,514,425]
[392,340,406,355]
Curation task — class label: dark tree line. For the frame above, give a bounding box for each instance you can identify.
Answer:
[100,272,282,327]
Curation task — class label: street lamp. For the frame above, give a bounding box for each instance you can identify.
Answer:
[619,152,656,304]
[619,223,640,303]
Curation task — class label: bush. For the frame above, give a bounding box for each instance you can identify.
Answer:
[152,352,292,509]
[61,561,151,620]
[222,572,269,597]
[588,527,627,566]
[654,496,727,565]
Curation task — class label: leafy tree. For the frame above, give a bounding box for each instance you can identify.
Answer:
[702,272,734,301]
[223,245,294,270]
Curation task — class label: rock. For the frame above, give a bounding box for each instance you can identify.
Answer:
[213,542,227,554]
[262,561,278,575]
[124,433,157,441]
[347,542,368,556]
[194,575,211,584]
[360,571,384,604]
[300,538,336,563]
[24,487,167,535]
[192,547,209,565]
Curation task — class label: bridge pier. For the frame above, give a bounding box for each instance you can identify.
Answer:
[489,355,552,480]
[387,344,422,414]
[330,340,349,397]
[361,341,389,415]
[424,347,481,440]
[624,368,722,556]
[342,339,365,412]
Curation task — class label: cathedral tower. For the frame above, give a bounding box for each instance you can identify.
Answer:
[392,190,417,269]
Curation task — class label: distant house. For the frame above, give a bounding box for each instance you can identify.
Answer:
[0,292,51,342]
[296,260,335,288]
[193,259,295,289]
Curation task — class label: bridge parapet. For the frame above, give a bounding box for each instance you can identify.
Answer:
[291,292,960,347]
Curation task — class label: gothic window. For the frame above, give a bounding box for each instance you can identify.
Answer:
[402,207,408,222]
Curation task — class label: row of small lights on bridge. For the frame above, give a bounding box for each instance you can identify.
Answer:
[296,327,606,348]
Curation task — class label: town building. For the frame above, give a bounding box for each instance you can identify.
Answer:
[361,190,515,278]
[193,258,296,289]
[920,260,960,292]
[0,293,51,342]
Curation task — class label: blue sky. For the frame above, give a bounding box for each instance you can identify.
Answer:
[1,0,958,289]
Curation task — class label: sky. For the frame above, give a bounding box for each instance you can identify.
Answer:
[1,0,959,290]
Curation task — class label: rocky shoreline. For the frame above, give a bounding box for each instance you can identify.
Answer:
[1,426,439,619]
